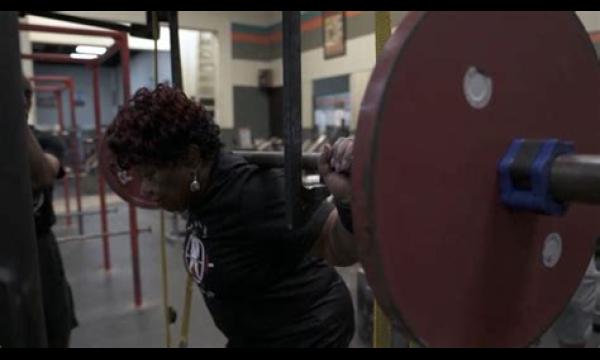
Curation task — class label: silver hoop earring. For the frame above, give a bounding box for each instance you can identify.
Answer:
[190,169,201,192]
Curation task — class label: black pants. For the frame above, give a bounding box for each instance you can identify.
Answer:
[36,230,78,347]
[226,279,355,348]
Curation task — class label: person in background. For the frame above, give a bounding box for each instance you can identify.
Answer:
[23,75,78,347]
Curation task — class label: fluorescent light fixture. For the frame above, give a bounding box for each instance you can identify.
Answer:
[75,45,107,55]
[70,53,98,60]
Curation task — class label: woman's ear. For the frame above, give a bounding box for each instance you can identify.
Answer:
[185,144,203,168]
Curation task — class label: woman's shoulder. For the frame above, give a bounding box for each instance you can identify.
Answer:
[192,152,283,214]
[238,166,285,217]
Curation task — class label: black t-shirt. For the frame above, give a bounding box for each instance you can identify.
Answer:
[183,151,352,343]
[31,127,66,235]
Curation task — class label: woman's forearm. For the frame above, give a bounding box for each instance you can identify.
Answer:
[329,212,359,266]
[311,209,359,267]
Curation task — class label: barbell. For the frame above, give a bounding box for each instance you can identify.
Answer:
[99,11,600,347]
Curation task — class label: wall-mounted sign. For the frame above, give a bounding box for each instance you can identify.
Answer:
[323,11,346,59]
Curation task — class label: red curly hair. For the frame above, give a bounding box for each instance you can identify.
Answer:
[106,83,222,169]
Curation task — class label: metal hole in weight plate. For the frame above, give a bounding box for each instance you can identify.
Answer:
[542,233,562,268]
[463,66,492,109]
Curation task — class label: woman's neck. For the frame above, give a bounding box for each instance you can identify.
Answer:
[187,157,215,210]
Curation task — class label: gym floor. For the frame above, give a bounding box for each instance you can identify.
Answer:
[52,188,600,348]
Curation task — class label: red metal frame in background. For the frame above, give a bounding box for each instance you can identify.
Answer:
[20,23,142,308]
[32,84,72,226]
[33,85,63,92]
[29,76,83,236]
[91,65,111,272]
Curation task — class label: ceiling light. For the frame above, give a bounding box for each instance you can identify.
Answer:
[75,45,107,55]
[70,53,98,60]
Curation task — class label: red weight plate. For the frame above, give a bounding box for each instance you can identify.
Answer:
[98,135,159,209]
[353,11,600,347]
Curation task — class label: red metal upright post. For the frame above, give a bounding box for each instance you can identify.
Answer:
[54,90,71,226]
[92,65,111,271]
[54,90,65,129]
[66,79,84,235]
[118,35,142,308]
[30,77,82,233]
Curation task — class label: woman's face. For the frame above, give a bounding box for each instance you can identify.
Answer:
[136,164,193,212]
